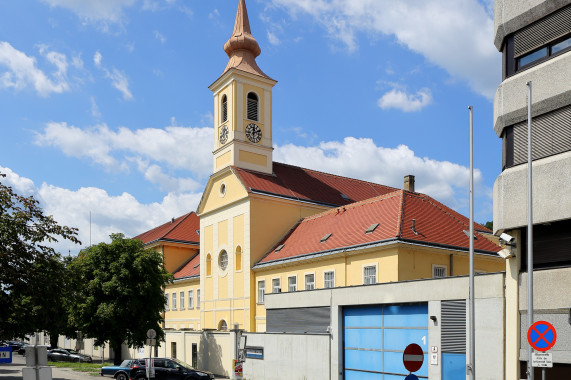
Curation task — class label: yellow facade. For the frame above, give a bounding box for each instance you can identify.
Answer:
[164,279,201,331]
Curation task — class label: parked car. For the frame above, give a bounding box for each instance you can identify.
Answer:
[18,344,29,355]
[101,359,145,380]
[129,358,214,380]
[1,341,24,351]
[47,348,93,363]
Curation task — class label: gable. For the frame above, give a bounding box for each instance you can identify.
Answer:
[197,167,249,216]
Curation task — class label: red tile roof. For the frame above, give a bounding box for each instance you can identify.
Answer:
[133,212,200,246]
[233,162,398,206]
[173,253,200,280]
[256,190,498,266]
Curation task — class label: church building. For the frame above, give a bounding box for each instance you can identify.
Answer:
[135,0,504,335]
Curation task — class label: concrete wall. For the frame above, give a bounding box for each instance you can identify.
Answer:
[519,267,571,364]
[493,151,571,231]
[242,333,330,380]
[265,273,506,380]
[493,53,571,136]
[493,0,571,50]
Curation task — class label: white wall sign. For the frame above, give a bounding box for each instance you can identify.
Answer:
[430,353,438,365]
[532,352,553,368]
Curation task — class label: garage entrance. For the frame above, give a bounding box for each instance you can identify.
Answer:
[343,304,429,379]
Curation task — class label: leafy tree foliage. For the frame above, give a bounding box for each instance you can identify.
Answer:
[69,233,172,364]
[0,173,80,339]
[484,221,493,230]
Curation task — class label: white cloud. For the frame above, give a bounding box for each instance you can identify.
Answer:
[93,51,102,67]
[93,51,133,100]
[107,68,133,100]
[90,97,102,118]
[154,30,167,44]
[0,166,36,196]
[40,0,137,23]
[34,122,214,179]
[0,42,70,96]
[267,31,281,46]
[1,167,202,254]
[378,88,432,112]
[274,137,487,211]
[270,0,500,98]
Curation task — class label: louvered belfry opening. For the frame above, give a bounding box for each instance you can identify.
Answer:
[247,92,258,121]
[221,95,228,122]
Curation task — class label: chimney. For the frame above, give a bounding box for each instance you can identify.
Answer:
[404,175,415,192]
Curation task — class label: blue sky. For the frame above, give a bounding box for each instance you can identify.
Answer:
[0,0,501,254]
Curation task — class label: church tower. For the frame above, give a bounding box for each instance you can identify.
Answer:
[209,0,276,175]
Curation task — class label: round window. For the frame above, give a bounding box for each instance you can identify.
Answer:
[220,183,226,197]
[219,250,228,271]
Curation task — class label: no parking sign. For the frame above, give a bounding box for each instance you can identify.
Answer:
[527,321,557,352]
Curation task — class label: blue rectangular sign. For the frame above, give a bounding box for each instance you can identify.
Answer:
[0,347,12,363]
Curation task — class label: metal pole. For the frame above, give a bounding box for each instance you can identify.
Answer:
[468,105,475,380]
[527,81,534,380]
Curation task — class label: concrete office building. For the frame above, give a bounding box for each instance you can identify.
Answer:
[493,0,571,378]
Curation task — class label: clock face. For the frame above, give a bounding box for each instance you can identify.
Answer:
[245,123,262,143]
[219,125,229,144]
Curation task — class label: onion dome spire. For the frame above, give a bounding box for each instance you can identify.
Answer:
[222,0,271,79]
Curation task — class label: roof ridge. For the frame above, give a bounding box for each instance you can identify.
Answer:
[163,212,194,237]
[408,192,487,236]
[273,161,398,190]
[303,190,404,222]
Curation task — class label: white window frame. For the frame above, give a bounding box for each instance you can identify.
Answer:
[172,293,177,310]
[432,264,448,278]
[272,278,281,293]
[179,291,185,310]
[305,273,315,290]
[197,289,201,310]
[257,280,265,304]
[165,293,170,311]
[363,264,377,285]
[288,275,297,292]
[188,290,194,309]
[323,270,335,288]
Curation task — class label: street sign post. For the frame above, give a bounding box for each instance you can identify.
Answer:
[403,343,424,373]
[527,321,557,352]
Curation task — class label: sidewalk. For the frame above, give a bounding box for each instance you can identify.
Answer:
[0,354,227,380]
[0,354,95,380]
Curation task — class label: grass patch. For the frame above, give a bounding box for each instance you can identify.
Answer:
[48,361,113,376]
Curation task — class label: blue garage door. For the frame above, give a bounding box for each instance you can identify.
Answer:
[344,304,428,379]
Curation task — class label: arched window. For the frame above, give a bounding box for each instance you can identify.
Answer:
[247,92,258,121]
[218,320,228,331]
[235,246,242,271]
[221,95,228,123]
[206,253,212,276]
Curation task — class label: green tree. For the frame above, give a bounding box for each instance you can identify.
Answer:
[69,233,172,364]
[0,173,80,339]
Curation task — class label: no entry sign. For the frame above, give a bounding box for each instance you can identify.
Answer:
[403,343,424,372]
[527,321,557,352]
